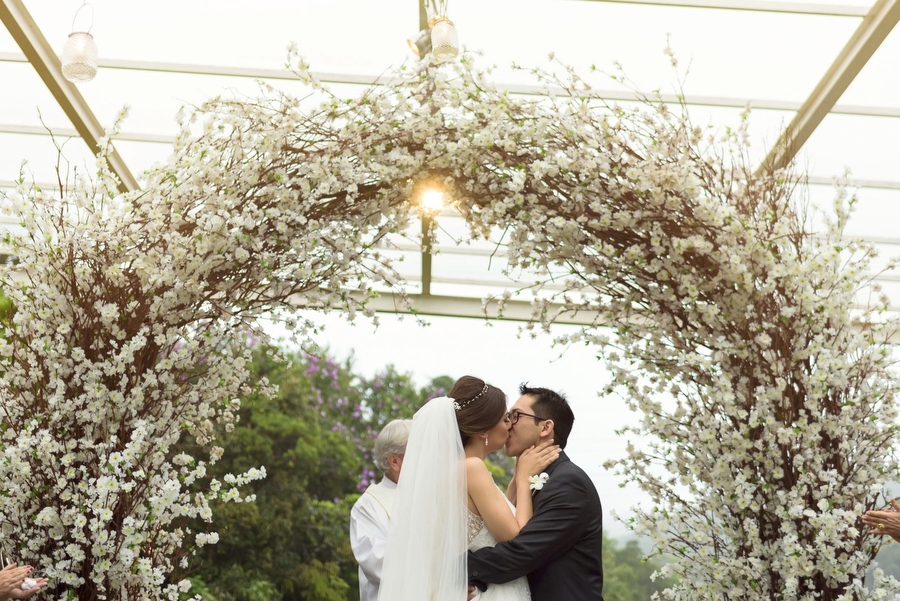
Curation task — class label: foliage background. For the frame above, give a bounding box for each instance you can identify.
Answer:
[180,345,675,601]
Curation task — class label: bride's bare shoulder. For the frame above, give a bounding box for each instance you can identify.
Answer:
[465,456,488,470]
[465,456,492,485]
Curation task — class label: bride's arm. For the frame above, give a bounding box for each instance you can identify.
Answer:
[468,443,559,543]
[467,458,521,543]
[510,441,558,528]
[505,472,517,505]
[506,439,558,506]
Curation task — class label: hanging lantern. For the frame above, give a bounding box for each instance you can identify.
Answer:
[430,17,459,63]
[62,32,98,82]
[61,3,98,82]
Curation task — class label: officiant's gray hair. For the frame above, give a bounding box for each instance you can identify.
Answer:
[374,419,413,473]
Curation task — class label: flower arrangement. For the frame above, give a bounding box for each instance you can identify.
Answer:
[0,68,409,598]
[0,47,897,600]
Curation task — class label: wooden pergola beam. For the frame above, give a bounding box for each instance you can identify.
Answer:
[759,0,900,173]
[577,0,867,17]
[0,0,138,193]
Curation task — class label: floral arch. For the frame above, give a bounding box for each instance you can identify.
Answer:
[0,54,898,600]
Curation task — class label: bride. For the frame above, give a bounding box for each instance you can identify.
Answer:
[379,376,559,600]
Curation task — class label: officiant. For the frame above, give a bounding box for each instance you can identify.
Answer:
[349,419,412,601]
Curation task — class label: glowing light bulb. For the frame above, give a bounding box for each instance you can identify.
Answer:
[421,188,444,212]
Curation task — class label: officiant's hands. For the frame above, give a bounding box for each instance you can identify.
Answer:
[515,439,560,482]
[0,563,48,600]
[863,497,900,542]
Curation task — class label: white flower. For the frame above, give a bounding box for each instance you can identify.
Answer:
[0,51,894,601]
[529,472,549,492]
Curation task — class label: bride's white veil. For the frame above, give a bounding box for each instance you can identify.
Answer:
[379,396,467,600]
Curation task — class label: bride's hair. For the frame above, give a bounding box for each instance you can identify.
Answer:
[449,375,507,446]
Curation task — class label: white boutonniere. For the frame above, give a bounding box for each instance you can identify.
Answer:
[529,472,549,493]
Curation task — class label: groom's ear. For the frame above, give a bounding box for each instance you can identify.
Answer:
[540,419,555,440]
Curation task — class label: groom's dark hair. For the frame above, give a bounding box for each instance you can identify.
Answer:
[519,383,574,449]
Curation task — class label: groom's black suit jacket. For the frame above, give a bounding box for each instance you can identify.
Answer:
[468,451,604,600]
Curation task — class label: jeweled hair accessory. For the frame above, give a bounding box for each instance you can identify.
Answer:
[453,383,489,411]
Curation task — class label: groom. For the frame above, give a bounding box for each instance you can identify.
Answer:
[468,384,604,600]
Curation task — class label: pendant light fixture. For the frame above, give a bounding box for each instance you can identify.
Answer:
[430,16,458,63]
[407,0,459,62]
[61,2,98,83]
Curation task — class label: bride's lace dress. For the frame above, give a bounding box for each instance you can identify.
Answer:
[467,495,531,601]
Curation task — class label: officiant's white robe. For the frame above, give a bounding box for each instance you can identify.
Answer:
[350,478,397,601]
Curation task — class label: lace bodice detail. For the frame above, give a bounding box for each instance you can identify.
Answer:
[467,491,515,550]
[466,491,532,600]
[467,509,491,548]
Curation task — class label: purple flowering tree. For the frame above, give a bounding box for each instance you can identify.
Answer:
[178,346,446,599]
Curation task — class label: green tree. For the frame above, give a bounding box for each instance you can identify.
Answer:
[181,346,446,600]
[603,533,678,601]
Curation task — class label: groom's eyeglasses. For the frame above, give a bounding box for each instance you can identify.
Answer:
[508,410,548,426]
